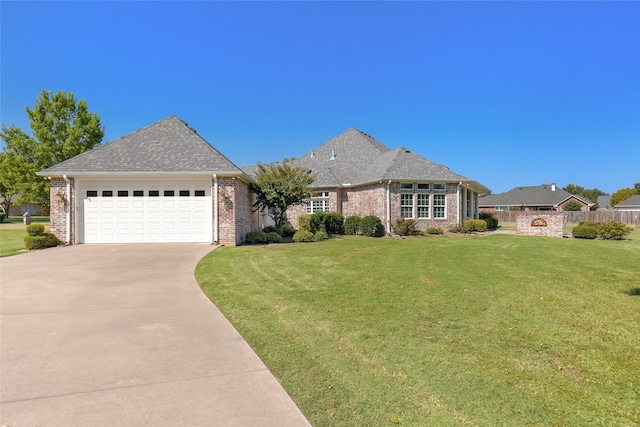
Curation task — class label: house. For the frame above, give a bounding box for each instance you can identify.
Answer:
[245,128,490,233]
[614,194,640,212]
[38,116,257,246]
[597,195,612,210]
[479,184,594,212]
[41,119,489,245]
[4,200,46,216]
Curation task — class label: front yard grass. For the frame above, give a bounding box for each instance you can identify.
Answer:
[0,217,50,257]
[195,233,640,426]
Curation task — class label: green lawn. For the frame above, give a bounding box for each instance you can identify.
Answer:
[0,217,50,257]
[196,233,640,426]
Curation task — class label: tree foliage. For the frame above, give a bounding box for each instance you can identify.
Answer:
[0,90,104,209]
[249,159,314,232]
[562,183,606,205]
[562,200,583,211]
[610,187,637,207]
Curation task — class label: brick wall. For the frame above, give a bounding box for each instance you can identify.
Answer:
[216,177,259,245]
[49,177,75,244]
[516,212,566,237]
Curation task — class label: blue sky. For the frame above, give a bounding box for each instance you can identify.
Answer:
[2,1,638,195]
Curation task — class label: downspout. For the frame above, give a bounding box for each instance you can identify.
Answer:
[386,180,391,235]
[457,182,462,225]
[213,174,219,244]
[63,175,71,244]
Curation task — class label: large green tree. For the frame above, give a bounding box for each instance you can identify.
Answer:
[610,187,638,207]
[563,183,606,205]
[249,159,314,233]
[0,90,104,210]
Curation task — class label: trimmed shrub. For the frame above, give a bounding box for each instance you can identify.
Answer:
[344,215,361,235]
[293,230,315,242]
[266,231,282,243]
[324,212,345,235]
[448,223,464,233]
[360,215,383,237]
[597,220,633,240]
[572,226,597,239]
[392,218,416,236]
[0,212,6,223]
[463,219,488,232]
[24,232,60,250]
[298,215,312,232]
[426,227,443,235]
[26,223,45,236]
[310,211,327,233]
[479,212,499,229]
[313,231,329,241]
[246,230,268,243]
[263,226,278,233]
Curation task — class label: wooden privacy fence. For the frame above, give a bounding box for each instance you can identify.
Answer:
[492,210,640,227]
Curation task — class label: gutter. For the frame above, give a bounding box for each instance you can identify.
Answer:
[457,182,462,224]
[63,175,71,244]
[213,174,219,244]
[386,180,391,235]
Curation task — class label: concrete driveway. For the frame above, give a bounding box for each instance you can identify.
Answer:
[0,244,310,427]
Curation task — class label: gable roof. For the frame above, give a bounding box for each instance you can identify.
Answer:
[597,195,612,209]
[479,185,594,207]
[252,128,489,192]
[38,116,243,176]
[615,194,640,208]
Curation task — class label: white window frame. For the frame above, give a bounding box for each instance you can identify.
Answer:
[433,183,446,191]
[306,191,330,214]
[400,193,414,219]
[400,182,414,191]
[417,193,430,219]
[433,193,446,219]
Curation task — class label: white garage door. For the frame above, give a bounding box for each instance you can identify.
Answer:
[82,180,212,243]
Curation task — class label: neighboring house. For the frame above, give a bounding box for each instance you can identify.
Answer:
[614,194,640,212]
[41,118,489,245]
[6,201,46,216]
[38,116,257,246]
[479,184,594,212]
[244,128,490,233]
[597,195,612,210]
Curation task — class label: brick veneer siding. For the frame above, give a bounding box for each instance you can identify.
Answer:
[516,212,566,237]
[285,182,471,234]
[49,177,75,244]
[216,177,258,246]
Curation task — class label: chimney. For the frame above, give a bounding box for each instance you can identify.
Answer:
[331,150,336,160]
[551,183,556,191]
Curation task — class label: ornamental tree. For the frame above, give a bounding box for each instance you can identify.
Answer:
[0,90,104,209]
[249,159,314,233]
[610,187,637,207]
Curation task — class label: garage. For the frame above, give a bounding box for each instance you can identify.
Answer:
[80,179,212,243]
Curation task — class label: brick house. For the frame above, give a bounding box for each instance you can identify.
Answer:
[40,118,489,245]
[478,184,594,212]
[244,128,490,233]
[38,116,257,246]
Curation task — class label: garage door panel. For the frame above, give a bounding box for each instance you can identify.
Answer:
[82,181,212,243]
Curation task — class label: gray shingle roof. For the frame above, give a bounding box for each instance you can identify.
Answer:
[39,116,243,175]
[259,128,489,192]
[616,194,640,207]
[479,185,594,207]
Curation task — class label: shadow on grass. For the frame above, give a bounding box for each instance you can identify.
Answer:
[627,287,640,296]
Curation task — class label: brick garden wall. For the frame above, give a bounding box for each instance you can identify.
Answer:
[516,212,566,238]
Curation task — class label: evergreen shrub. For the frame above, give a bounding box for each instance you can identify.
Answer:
[313,231,329,241]
[344,215,361,235]
[324,212,345,234]
[426,227,443,235]
[266,232,282,243]
[479,212,499,229]
[360,215,383,237]
[392,218,416,236]
[463,219,488,232]
[26,223,45,236]
[24,232,60,250]
[246,230,268,243]
[597,221,633,240]
[293,230,315,242]
[572,226,597,239]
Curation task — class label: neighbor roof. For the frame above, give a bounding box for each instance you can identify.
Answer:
[479,185,594,207]
[615,194,640,208]
[39,116,243,176]
[244,128,489,193]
